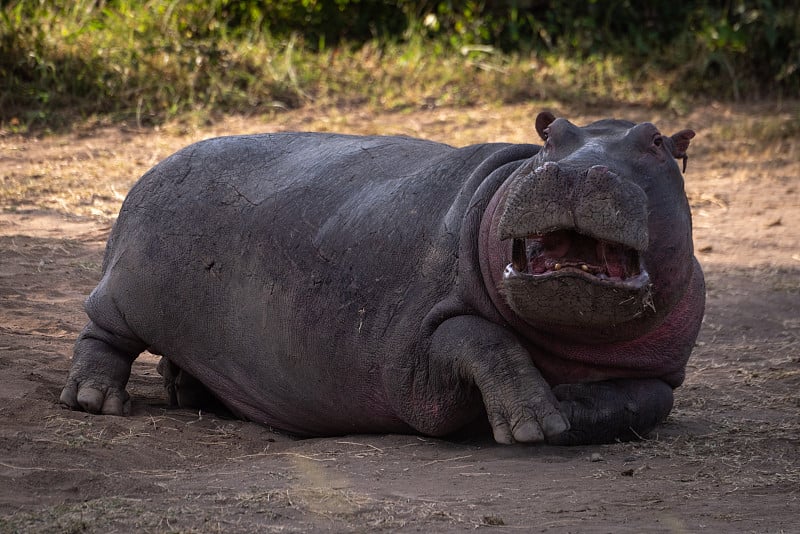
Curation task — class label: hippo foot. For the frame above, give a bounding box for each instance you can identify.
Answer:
[548,378,674,445]
[157,357,232,416]
[60,321,140,416]
[418,315,570,445]
[60,382,131,415]
[480,370,570,444]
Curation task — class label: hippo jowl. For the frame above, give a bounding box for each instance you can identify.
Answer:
[61,112,705,445]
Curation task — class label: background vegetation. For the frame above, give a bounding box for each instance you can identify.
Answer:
[1,0,798,132]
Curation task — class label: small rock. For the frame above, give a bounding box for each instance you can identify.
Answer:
[483,515,505,526]
[590,453,604,462]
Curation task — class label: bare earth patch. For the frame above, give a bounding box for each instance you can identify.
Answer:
[1,102,798,532]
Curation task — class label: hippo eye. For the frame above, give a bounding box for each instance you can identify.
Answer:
[653,134,663,147]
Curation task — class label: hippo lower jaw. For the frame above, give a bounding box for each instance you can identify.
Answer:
[501,228,654,328]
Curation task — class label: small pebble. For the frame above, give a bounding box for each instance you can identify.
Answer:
[483,515,505,526]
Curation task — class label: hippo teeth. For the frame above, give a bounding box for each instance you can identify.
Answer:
[512,237,528,272]
[511,229,642,281]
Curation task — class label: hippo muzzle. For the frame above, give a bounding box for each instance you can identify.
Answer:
[496,160,653,327]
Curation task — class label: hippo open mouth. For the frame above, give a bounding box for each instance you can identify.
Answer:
[501,228,654,327]
[507,229,649,288]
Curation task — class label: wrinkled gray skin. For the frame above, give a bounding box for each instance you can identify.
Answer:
[61,113,704,445]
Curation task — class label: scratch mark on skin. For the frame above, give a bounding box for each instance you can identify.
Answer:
[217,179,260,206]
[163,233,208,238]
[357,308,366,334]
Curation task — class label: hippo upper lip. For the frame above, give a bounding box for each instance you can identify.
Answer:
[496,162,649,252]
[506,228,650,287]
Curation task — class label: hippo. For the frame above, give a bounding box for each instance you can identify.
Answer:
[60,112,705,445]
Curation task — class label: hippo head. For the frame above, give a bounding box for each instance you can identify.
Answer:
[488,112,696,343]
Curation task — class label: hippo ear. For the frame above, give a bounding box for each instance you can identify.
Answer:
[668,129,695,172]
[535,111,556,141]
[669,129,695,158]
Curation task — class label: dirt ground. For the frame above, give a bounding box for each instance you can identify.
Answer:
[1,102,798,533]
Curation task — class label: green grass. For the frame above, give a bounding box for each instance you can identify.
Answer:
[1,1,796,134]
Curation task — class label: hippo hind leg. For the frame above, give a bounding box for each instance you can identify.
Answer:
[61,293,230,417]
[157,357,232,416]
[60,319,144,415]
[60,283,148,415]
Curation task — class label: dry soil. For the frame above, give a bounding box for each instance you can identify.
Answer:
[1,102,798,533]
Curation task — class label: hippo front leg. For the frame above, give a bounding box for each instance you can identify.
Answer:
[59,320,142,415]
[405,315,569,444]
[549,379,674,445]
